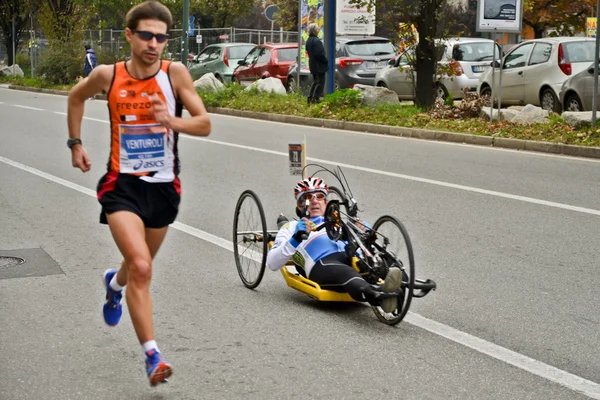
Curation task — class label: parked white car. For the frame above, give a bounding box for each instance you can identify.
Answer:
[477,37,596,112]
[374,37,502,100]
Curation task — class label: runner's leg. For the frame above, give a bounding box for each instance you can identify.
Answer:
[114,225,169,288]
[106,211,165,344]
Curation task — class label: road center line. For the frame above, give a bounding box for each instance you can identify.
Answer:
[2,101,598,217]
[183,136,600,217]
[12,104,43,111]
[0,153,599,398]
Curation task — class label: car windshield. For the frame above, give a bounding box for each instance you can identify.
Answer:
[452,42,502,61]
[563,41,595,63]
[346,40,395,56]
[228,45,254,59]
[277,48,298,62]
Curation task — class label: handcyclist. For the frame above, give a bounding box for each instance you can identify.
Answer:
[266,176,402,312]
[66,0,211,386]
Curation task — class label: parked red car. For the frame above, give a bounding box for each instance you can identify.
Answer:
[232,43,298,87]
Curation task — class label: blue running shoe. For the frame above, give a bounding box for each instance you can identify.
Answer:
[145,349,173,386]
[103,269,122,326]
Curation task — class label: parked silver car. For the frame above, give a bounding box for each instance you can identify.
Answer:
[188,43,255,83]
[559,63,600,111]
[477,37,596,112]
[375,37,501,100]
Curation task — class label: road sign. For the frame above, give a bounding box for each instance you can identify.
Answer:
[265,5,279,22]
[188,23,194,37]
[189,15,195,23]
[196,34,202,44]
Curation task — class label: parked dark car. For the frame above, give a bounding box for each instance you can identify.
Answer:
[287,35,396,92]
[233,43,298,87]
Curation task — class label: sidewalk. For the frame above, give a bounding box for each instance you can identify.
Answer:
[8,84,600,160]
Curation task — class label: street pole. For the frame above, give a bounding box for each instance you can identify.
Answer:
[296,0,302,88]
[181,0,190,67]
[13,15,16,75]
[593,0,600,128]
[30,14,34,78]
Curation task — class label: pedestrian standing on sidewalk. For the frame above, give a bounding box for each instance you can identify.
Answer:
[66,0,211,386]
[305,23,328,104]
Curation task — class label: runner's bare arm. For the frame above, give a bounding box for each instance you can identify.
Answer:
[168,62,211,136]
[67,65,113,173]
[67,65,113,139]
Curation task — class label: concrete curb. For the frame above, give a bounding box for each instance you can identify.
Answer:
[8,85,600,159]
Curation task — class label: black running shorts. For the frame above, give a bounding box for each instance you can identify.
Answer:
[96,172,181,229]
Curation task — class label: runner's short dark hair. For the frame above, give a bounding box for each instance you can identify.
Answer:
[125,1,173,31]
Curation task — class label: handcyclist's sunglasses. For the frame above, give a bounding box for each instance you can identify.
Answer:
[132,30,170,43]
[298,192,326,203]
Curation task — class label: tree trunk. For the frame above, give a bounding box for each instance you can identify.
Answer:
[534,26,545,38]
[414,0,441,110]
[414,36,436,109]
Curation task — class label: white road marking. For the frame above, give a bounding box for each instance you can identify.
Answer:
[2,89,599,164]
[12,104,43,111]
[0,153,599,398]
[183,137,600,218]
[2,100,599,217]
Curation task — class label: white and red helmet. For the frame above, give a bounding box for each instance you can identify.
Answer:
[294,176,328,201]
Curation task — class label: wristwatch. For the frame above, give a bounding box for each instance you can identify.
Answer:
[67,138,82,149]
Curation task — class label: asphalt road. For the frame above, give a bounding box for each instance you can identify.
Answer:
[1,88,600,399]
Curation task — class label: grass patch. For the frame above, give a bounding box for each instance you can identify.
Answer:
[198,84,600,147]
[0,75,71,91]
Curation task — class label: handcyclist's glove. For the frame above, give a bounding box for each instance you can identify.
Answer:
[289,219,308,247]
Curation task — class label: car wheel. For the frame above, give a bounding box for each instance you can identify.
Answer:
[214,74,224,83]
[334,79,340,91]
[377,81,388,88]
[287,76,297,92]
[480,86,493,106]
[435,83,449,101]
[564,94,583,112]
[541,88,560,113]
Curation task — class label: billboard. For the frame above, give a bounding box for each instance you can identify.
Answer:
[336,0,376,35]
[587,17,597,38]
[299,0,376,69]
[476,0,523,33]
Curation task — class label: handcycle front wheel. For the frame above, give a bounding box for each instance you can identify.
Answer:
[370,215,415,326]
[233,190,268,289]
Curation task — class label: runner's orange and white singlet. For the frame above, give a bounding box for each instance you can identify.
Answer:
[106,61,182,183]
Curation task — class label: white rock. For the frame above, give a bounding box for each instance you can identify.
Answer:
[0,64,24,77]
[245,77,287,95]
[352,84,400,107]
[511,104,550,124]
[480,108,520,122]
[561,111,594,128]
[193,73,225,92]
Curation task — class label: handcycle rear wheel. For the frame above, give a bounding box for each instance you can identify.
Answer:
[233,190,268,289]
[370,215,415,326]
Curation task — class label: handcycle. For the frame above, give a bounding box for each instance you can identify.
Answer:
[232,164,436,325]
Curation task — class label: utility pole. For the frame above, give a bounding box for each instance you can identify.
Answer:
[12,16,16,74]
[181,0,190,67]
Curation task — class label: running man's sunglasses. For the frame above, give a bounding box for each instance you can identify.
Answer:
[298,192,326,203]
[132,30,170,43]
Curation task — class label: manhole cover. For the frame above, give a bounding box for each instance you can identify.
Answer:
[0,256,25,268]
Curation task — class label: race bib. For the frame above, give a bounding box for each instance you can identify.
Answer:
[119,123,167,173]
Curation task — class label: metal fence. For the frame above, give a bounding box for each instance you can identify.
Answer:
[84,27,298,60]
[0,27,299,77]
